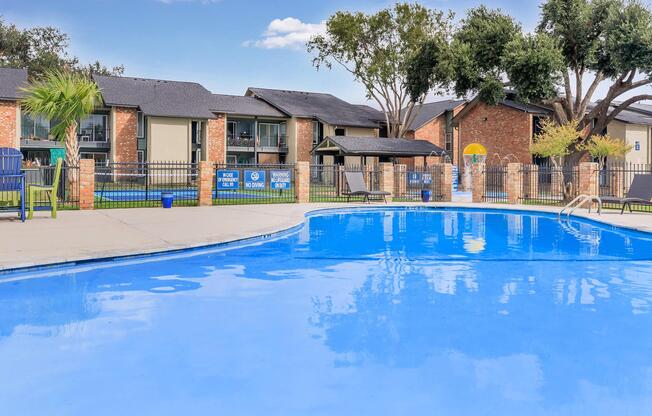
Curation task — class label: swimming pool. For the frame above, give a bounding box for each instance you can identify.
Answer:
[1,208,652,415]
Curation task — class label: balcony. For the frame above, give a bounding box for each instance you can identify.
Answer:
[227,136,255,150]
[20,129,111,150]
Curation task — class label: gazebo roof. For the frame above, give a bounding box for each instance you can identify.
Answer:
[312,136,446,157]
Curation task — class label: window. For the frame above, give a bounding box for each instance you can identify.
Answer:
[226,154,237,164]
[280,123,287,146]
[137,111,144,138]
[258,123,280,147]
[191,121,203,145]
[80,152,108,166]
[312,121,319,145]
[78,114,108,142]
[227,119,255,146]
[21,113,51,139]
[335,127,345,136]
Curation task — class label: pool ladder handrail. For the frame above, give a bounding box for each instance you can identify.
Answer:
[559,194,602,218]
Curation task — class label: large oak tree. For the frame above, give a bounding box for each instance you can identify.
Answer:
[308,3,453,138]
[407,0,652,141]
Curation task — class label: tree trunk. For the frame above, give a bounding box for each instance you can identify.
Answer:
[65,122,80,196]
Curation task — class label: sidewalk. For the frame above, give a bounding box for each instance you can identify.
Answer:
[2,202,652,271]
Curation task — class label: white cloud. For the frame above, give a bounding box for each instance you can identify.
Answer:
[244,17,326,50]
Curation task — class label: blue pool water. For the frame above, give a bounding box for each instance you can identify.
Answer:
[2,208,652,415]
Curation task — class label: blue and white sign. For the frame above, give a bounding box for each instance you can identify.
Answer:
[408,172,422,185]
[245,170,266,189]
[270,170,292,189]
[422,173,432,185]
[635,141,641,151]
[216,170,239,190]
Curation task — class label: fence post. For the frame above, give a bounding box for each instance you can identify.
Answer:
[579,162,599,196]
[436,163,453,202]
[395,164,406,198]
[295,161,310,203]
[79,159,95,210]
[380,162,394,203]
[198,161,213,206]
[471,163,485,203]
[506,162,523,204]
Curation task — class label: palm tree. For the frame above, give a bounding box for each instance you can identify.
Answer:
[21,70,102,179]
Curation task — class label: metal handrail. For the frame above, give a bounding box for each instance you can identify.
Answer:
[559,194,602,218]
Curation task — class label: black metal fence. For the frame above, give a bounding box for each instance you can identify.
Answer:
[214,163,295,205]
[309,164,382,202]
[94,162,198,208]
[484,165,508,203]
[393,165,444,202]
[519,163,580,206]
[599,162,652,212]
[23,164,80,209]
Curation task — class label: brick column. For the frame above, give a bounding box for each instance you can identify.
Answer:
[524,165,539,199]
[198,161,214,206]
[295,161,310,203]
[438,163,452,202]
[207,114,226,163]
[471,163,485,203]
[395,164,406,198]
[579,162,599,196]
[551,166,564,198]
[506,163,523,204]
[0,101,19,148]
[380,162,394,203]
[79,159,95,210]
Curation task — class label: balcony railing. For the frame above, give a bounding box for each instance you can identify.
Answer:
[228,136,255,148]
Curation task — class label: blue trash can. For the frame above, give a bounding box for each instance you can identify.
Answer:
[421,189,431,203]
[161,192,174,208]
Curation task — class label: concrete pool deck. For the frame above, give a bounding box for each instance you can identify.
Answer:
[2,202,652,271]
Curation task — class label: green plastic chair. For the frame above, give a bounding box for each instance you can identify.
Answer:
[27,158,62,219]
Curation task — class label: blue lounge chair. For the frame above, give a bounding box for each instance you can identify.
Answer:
[0,148,26,222]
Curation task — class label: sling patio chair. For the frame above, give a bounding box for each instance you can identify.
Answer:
[27,158,62,219]
[600,174,652,214]
[343,171,390,204]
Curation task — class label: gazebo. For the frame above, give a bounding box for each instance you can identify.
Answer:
[311,136,446,165]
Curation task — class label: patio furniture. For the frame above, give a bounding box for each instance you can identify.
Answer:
[343,171,390,203]
[27,158,62,219]
[600,174,652,214]
[0,147,26,222]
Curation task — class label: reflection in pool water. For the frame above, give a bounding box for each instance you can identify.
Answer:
[1,208,652,415]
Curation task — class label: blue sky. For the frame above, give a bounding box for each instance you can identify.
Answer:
[3,0,544,105]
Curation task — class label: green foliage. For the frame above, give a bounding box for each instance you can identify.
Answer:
[582,134,633,167]
[530,120,580,166]
[503,33,564,102]
[21,71,102,164]
[307,3,453,137]
[0,17,124,79]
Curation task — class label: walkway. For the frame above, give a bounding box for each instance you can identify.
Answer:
[2,202,652,271]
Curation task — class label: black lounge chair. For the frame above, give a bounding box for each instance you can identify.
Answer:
[344,171,390,203]
[600,174,652,214]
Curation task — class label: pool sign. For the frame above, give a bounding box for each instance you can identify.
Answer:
[245,170,266,189]
[422,173,432,185]
[270,170,292,189]
[217,170,239,190]
[408,172,422,185]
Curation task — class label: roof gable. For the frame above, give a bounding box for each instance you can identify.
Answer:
[403,99,466,131]
[208,94,287,118]
[0,68,27,101]
[313,135,445,157]
[452,95,551,125]
[247,87,384,128]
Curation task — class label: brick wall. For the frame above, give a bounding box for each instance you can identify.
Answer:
[113,107,138,163]
[0,101,18,148]
[207,114,226,163]
[295,118,314,163]
[458,102,533,166]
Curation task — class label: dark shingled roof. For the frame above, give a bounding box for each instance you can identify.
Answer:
[208,94,287,118]
[611,101,652,117]
[0,68,27,100]
[247,87,384,128]
[93,74,217,119]
[588,103,652,126]
[452,95,552,125]
[313,136,446,157]
[402,99,466,131]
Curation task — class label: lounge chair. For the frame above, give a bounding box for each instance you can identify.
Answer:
[600,174,652,214]
[27,158,62,219]
[343,171,390,203]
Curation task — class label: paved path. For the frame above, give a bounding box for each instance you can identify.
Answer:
[2,202,652,271]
